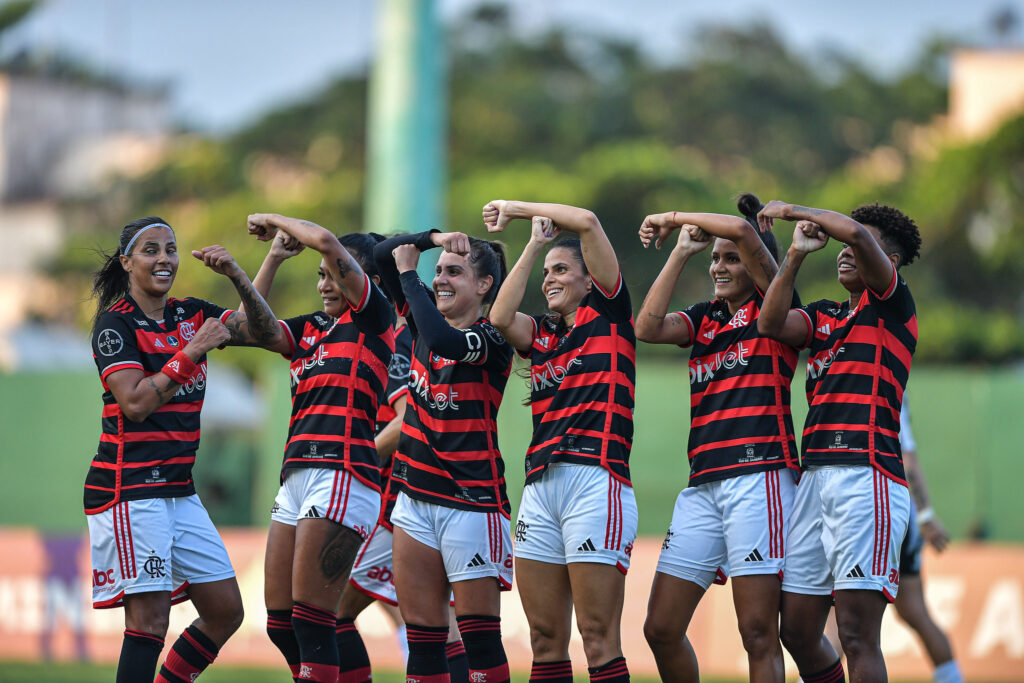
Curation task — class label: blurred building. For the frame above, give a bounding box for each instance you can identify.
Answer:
[0,71,171,359]
[949,49,1024,139]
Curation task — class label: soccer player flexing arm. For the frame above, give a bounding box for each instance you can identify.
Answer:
[243,214,396,683]
[484,200,637,683]
[757,201,922,683]
[374,230,514,683]
[87,217,283,683]
[633,194,801,683]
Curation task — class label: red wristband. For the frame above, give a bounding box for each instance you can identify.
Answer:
[160,351,197,384]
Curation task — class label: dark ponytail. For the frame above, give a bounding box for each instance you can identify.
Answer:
[467,237,507,305]
[92,216,170,329]
[736,193,779,263]
[339,232,388,279]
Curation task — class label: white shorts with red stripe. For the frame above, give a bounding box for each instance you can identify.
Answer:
[513,463,638,573]
[87,494,234,609]
[348,524,399,605]
[391,492,513,590]
[271,467,379,541]
[656,469,795,590]
[782,465,910,601]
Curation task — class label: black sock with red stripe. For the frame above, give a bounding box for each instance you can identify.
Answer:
[588,656,629,682]
[292,601,340,682]
[456,615,509,683]
[116,629,164,683]
[530,660,574,682]
[154,625,218,682]
[267,609,301,680]
[406,623,450,682]
[336,617,372,683]
[446,639,469,683]
[801,659,846,683]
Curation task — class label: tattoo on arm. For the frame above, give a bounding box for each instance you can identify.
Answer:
[752,245,777,280]
[646,312,666,320]
[230,279,276,346]
[146,376,178,402]
[792,205,828,217]
[335,255,354,281]
[318,524,364,582]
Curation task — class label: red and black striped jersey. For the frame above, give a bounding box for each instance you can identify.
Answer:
[796,270,917,483]
[277,276,395,491]
[376,324,412,531]
[520,274,636,486]
[85,296,229,515]
[677,291,800,487]
[392,317,513,515]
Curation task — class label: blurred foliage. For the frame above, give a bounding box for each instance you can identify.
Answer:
[50,5,1024,368]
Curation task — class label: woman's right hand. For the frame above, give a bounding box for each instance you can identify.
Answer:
[268,230,304,261]
[529,216,559,245]
[432,231,471,255]
[183,318,231,359]
[792,220,829,253]
[674,224,711,256]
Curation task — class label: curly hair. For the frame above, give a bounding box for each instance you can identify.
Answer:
[850,203,921,267]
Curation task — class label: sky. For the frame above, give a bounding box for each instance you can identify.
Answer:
[5,0,1022,133]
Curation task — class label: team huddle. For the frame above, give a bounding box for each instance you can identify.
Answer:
[84,194,941,683]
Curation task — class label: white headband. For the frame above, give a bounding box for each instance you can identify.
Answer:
[123,222,174,256]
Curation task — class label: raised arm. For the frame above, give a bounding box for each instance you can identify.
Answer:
[635,223,710,345]
[191,245,285,350]
[640,211,778,292]
[484,200,620,293]
[489,216,558,352]
[758,201,896,295]
[758,221,825,346]
[373,230,443,314]
[248,213,368,307]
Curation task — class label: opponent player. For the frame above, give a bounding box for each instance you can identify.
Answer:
[374,230,513,683]
[243,213,395,683]
[634,194,799,683]
[757,201,921,682]
[484,201,637,683]
[87,217,282,683]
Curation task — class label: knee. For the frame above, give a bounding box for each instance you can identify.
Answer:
[643,614,679,652]
[779,618,815,657]
[836,620,877,659]
[737,616,780,658]
[529,622,569,660]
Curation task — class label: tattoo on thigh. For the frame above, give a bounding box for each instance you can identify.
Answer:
[319,525,363,582]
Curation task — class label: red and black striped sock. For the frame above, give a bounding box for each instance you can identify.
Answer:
[406,623,450,682]
[446,639,469,683]
[336,617,372,683]
[588,656,629,682]
[267,608,301,680]
[116,629,164,683]
[292,601,340,682]
[530,660,574,682]
[801,659,846,683]
[154,625,218,682]
[456,615,509,683]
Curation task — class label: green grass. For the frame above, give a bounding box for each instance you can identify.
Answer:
[3,362,1024,539]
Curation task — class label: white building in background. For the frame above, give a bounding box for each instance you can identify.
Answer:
[0,71,171,358]
[949,49,1024,140]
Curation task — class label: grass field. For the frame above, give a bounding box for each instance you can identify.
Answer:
[3,362,1024,539]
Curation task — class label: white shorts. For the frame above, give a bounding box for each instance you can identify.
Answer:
[87,495,234,609]
[271,468,380,541]
[391,492,513,590]
[514,463,638,574]
[783,465,910,600]
[657,468,796,590]
[349,524,399,605]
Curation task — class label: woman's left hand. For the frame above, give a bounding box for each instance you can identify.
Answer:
[393,244,421,273]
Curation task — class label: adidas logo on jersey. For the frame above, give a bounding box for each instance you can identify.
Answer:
[154,338,164,348]
[846,564,866,579]
[303,506,322,519]
[702,330,715,341]
[466,553,486,568]
[577,538,597,552]
[743,548,764,562]
[302,335,317,347]
[817,323,831,336]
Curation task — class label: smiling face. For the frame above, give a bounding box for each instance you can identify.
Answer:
[121,225,178,301]
[836,224,888,293]
[317,258,345,317]
[709,238,754,307]
[433,251,490,320]
[542,246,591,316]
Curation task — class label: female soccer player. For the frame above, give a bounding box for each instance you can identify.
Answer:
[757,200,921,683]
[484,200,637,683]
[243,214,396,683]
[374,230,513,683]
[634,195,799,683]
[87,216,282,683]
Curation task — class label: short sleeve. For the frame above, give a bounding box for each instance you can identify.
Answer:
[92,314,143,382]
[798,300,829,351]
[278,312,330,360]
[675,301,712,349]
[588,273,633,324]
[870,276,915,325]
[193,298,229,324]
[350,278,397,336]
